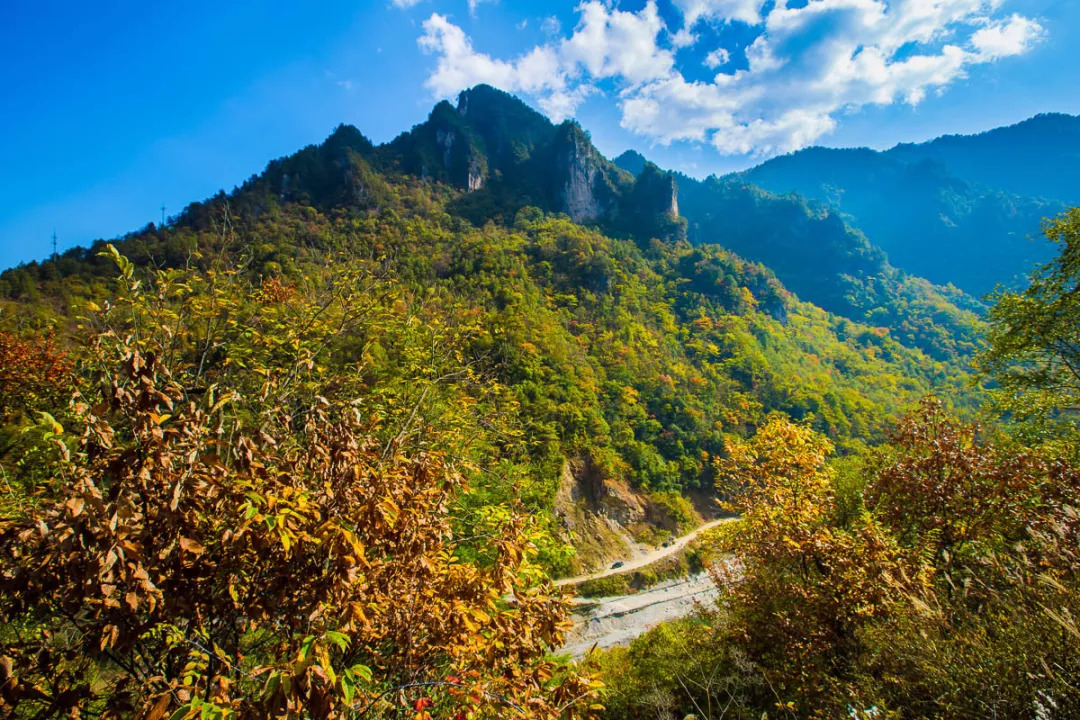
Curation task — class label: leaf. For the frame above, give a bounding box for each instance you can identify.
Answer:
[100,624,119,650]
[179,537,205,555]
[324,631,350,651]
[66,497,85,517]
[167,704,193,720]
[146,693,172,720]
[341,673,356,705]
[36,411,63,435]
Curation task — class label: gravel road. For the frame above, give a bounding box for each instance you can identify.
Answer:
[555,519,737,657]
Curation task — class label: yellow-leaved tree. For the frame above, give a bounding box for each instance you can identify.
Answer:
[714,416,912,712]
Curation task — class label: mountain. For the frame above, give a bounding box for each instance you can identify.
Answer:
[0,86,981,512]
[382,85,685,242]
[733,146,1062,295]
[616,156,982,361]
[731,114,1080,297]
[253,84,981,362]
[885,113,1080,202]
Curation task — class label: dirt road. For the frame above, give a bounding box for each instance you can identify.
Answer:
[554,517,733,587]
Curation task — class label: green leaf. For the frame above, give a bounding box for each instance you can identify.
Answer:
[341,673,356,705]
[324,631,350,651]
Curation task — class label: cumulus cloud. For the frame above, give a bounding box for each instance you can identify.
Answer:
[391,0,424,8]
[971,13,1045,60]
[419,15,572,107]
[416,0,1045,155]
[670,27,698,49]
[559,1,675,85]
[418,2,674,120]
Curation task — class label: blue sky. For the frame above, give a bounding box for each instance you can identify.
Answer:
[1,0,1078,271]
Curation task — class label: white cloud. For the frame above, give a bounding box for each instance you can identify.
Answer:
[671,28,698,49]
[971,13,1045,60]
[560,1,675,85]
[704,47,730,68]
[418,14,582,119]
[675,0,766,27]
[417,3,673,120]
[391,0,424,8]
[415,0,1045,155]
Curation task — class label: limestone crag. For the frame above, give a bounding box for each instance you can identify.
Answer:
[556,131,603,222]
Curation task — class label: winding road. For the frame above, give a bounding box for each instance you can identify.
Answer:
[555,518,737,657]
[554,517,734,587]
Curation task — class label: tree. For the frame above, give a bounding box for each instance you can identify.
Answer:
[978,208,1080,432]
[713,417,907,713]
[865,399,1053,563]
[858,402,1080,717]
[0,330,74,510]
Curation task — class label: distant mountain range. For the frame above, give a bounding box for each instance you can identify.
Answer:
[9,85,1073,366]
[726,113,1080,296]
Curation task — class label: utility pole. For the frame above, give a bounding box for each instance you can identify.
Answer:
[161,204,166,227]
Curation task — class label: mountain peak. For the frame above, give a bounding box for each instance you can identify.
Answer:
[614,150,648,177]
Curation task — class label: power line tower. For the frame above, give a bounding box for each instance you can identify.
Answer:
[161,204,166,227]
[51,229,58,259]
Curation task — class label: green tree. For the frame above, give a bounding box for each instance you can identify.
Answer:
[978,208,1080,436]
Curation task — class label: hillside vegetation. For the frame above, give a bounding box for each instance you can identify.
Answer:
[3,86,1065,719]
[594,210,1080,719]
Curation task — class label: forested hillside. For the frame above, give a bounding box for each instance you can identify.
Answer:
[614,152,984,360]
[3,85,1053,720]
[0,123,969,507]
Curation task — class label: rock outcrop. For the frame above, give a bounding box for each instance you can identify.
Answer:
[556,128,604,223]
[367,85,689,242]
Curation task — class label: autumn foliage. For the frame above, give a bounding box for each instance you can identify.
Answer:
[713,417,912,709]
[702,403,1080,717]
[0,330,73,421]
[0,248,598,719]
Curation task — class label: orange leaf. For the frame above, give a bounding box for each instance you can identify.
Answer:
[179,537,205,555]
